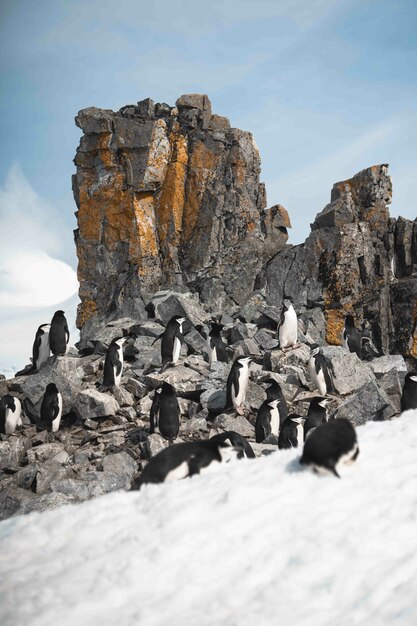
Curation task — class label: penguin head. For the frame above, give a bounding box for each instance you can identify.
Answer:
[236,356,252,368]
[54,310,65,317]
[38,323,51,332]
[288,413,304,424]
[4,395,17,410]
[114,336,127,347]
[345,315,355,329]
[268,399,280,409]
[309,344,320,356]
[161,382,176,396]
[406,372,417,384]
[173,316,186,331]
[282,298,293,311]
[209,321,224,335]
[45,382,58,394]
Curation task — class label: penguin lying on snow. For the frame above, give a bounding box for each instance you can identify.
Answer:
[401,372,417,411]
[304,396,330,439]
[32,324,51,371]
[159,316,186,369]
[207,321,229,366]
[0,395,22,435]
[39,383,63,432]
[278,299,299,352]
[210,430,255,458]
[278,414,304,449]
[103,337,127,387]
[300,418,359,478]
[226,356,252,415]
[131,440,241,489]
[49,310,70,356]
[308,344,333,396]
[149,382,180,444]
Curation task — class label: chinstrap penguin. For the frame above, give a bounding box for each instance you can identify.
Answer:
[210,430,255,458]
[278,414,304,449]
[300,418,359,478]
[343,315,361,358]
[226,356,252,415]
[401,372,417,412]
[31,324,51,371]
[160,316,186,369]
[103,337,127,387]
[278,299,299,352]
[0,395,22,435]
[304,396,330,439]
[308,344,333,396]
[49,310,70,356]
[207,321,229,366]
[39,383,63,432]
[255,398,281,443]
[150,382,180,444]
[131,440,240,488]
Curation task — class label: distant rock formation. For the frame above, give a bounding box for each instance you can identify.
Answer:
[73,94,416,357]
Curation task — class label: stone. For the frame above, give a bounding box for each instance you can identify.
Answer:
[321,346,375,396]
[250,443,278,457]
[150,291,209,327]
[125,377,148,399]
[184,328,207,354]
[74,388,120,419]
[231,339,261,357]
[0,438,29,469]
[51,471,130,501]
[254,329,279,351]
[112,386,135,407]
[35,460,73,495]
[212,414,254,438]
[270,343,311,370]
[146,433,169,458]
[16,464,38,490]
[181,416,209,434]
[333,380,396,424]
[145,365,203,395]
[200,389,226,412]
[27,443,66,464]
[101,451,138,479]
[246,381,267,411]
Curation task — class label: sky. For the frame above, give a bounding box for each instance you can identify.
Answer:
[0,0,416,372]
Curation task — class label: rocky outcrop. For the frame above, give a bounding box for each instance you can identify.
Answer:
[73,94,290,343]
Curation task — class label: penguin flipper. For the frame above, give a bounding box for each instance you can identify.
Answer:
[114,352,123,377]
[151,333,164,346]
[149,391,160,434]
[64,322,70,345]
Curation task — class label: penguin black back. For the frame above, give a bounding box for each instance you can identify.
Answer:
[210,430,255,458]
[161,316,186,368]
[300,418,359,478]
[49,310,69,356]
[225,356,252,414]
[278,414,304,450]
[39,383,62,432]
[304,396,329,438]
[158,382,180,444]
[343,315,361,358]
[207,322,229,365]
[103,337,125,387]
[401,372,417,412]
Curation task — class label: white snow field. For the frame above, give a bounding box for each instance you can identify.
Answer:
[1,412,417,626]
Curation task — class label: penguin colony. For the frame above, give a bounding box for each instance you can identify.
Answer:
[1,301,416,489]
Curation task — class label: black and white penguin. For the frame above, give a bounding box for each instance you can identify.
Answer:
[304,396,330,439]
[360,336,380,361]
[278,299,299,352]
[255,398,281,443]
[278,414,304,449]
[32,324,51,371]
[103,337,127,387]
[265,379,288,424]
[160,316,186,369]
[308,344,333,396]
[151,382,180,444]
[401,372,417,412]
[226,356,252,415]
[207,322,229,366]
[131,439,240,489]
[343,315,361,358]
[49,310,70,356]
[0,395,22,435]
[300,418,359,478]
[210,431,255,459]
[39,383,63,432]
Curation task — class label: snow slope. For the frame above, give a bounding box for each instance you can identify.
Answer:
[1,412,417,626]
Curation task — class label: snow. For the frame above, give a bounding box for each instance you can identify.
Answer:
[1,412,417,626]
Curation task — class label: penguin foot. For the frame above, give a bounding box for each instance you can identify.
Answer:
[236,405,245,416]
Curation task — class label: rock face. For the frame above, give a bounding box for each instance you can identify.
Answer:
[73,94,290,342]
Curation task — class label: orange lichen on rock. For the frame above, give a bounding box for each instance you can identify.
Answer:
[77,298,97,328]
[133,192,160,271]
[324,305,345,345]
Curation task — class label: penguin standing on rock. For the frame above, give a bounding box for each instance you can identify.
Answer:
[0,395,22,435]
[308,344,333,396]
[278,299,299,352]
[207,322,229,366]
[131,440,240,489]
[300,418,359,478]
[278,414,304,449]
[39,383,63,432]
[304,396,330,439]
[151,382,180,444]
[160,316,186,369]
[255,399,281,443]
[265,379,288,423]
[226,356,252,415]
[49,310,70,356]
[401,372,417,412]
[103,337,127,387]
[343,315,361,357]
[32,324,51,371]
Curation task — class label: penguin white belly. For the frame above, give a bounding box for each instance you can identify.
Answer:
[309,359,327,395]
[270,406,280,436]
[5,400,21,435]
[52,394,63,433]
[342,330,349,351]
[37,332,51,369]
[173,337,181,364]
[114,349,124,386]
[165,461,190,482]
[337,442,359,468]
[297,423,304,446]
[233,364,250,408]
[207,337,216,366]
[279,309,298,348]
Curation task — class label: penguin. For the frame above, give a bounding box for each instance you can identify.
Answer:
[207,321,229,366]
[152,382,180,444]
[103,337,127,387]
[360,336,379,361]
[304,396,330,439]
[278,299,298,351]
[226,356,252,415]
[0,395,22,435]
[401,372,417,412]
[131,440,240,489]
[265,379,288,424]
[49,310,70,356]
[278,414,304,449]
[308,344,333,396]
[300,418,359,478]
[31,324,51,371]
[342,315,361,357]
[210,431,255,458]
[255,399,281,443]
[39,383,63,432]
[160,316,186,369]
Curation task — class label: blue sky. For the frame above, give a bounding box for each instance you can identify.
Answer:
[0,0,416,371]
